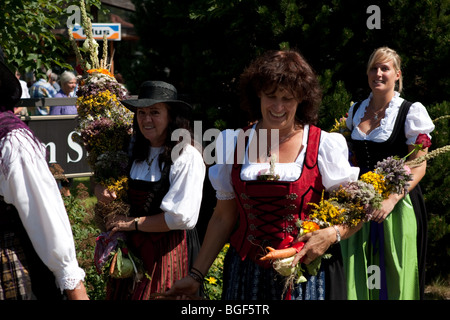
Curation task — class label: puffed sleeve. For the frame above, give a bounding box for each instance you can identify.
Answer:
[405,102,435,145]
[208,129,241,200]
[346,102,357,131]
[161,144,206,230]
[318,131,360,190]
[0,130,85,291]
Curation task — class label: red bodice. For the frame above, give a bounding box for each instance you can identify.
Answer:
[230,125,324,267]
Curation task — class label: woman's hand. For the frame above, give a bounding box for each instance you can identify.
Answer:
[165,275,201,300]
[367,143,428,224]
[94,183,117,204]
[105,214,135,236]
[369,194,402,223]
[291,227,336,266]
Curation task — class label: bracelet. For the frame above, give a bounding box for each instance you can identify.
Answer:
[134,217,140,231]
[332,225,341,244]
[188,271,203,284]
[188,267,205,284]
[191,267,205,279]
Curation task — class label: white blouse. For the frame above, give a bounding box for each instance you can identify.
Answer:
[130,143,206,230]
[209,124,360,200]
[0,129,85,292]
[346,92,435,144]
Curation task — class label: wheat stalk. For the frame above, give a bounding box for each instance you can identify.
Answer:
[406,145,450,168]
[433,115,450,123]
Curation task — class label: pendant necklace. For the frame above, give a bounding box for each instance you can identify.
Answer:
[372,105,385,120]
[373,112,379,121]
[369,103,385,121]
[266,127,301,158]
[145,153,160,171]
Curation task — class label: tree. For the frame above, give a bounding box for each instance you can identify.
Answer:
[0,0,102,77]
[127,0,450,284]
[127,0,449,130]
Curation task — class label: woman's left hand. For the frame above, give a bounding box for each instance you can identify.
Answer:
[369,194,401,223]
[105,214,135,236]
[291,227,335,266]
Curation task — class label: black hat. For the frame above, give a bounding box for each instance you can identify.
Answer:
[0,45,22,110]
[121,81,192,113]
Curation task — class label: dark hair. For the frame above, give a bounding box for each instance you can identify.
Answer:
[130,103,194,169]
[239,49,322,125]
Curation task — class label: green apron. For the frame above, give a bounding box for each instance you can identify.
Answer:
[341,194,420,300]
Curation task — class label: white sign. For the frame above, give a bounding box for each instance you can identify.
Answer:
[71,23,121,41]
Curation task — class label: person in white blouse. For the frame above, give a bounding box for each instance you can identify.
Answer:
[167,50,361,300]
[341,47,435,300]
[0,46,88,299]
[95,81,205,299]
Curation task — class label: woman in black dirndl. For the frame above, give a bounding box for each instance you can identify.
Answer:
[96,81,205,299]
[341,47,434,300]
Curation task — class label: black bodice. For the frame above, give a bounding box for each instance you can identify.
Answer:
[127,163,171,217]
[350,100,412,173]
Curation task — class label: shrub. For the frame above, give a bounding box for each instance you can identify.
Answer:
[421,101,450,282]
[204,244,229,300]
[65,182,106,300]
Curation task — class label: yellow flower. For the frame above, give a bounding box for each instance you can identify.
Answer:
[206,277,217,285]
[360,171,388,198]
[330,117,351,137]
[103,176,128,200]
[308,192,346,226]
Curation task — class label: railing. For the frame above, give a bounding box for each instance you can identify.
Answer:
[18,97,78,117]
[18,97,78,107]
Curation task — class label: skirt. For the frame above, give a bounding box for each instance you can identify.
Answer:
[340,193,422,300]
[106,228,200,300]
[0,230,62,300]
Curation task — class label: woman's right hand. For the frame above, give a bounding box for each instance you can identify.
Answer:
[94,183,117,204]
[165,275,201,300]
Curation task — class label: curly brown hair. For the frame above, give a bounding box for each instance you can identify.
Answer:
[239,49,322,125]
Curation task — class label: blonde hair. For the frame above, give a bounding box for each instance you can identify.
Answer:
[366,47,403,93]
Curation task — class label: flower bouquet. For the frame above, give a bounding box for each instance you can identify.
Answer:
[68,0,141,281]
[330,115,351,138]
[69,0,133,223]
[260,122,450,289]
[259,154,414,286]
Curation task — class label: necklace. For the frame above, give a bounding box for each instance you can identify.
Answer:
[145,153,159,170]
[373,111,380,121]
[367,101,388,121]
[265,126,301,158]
